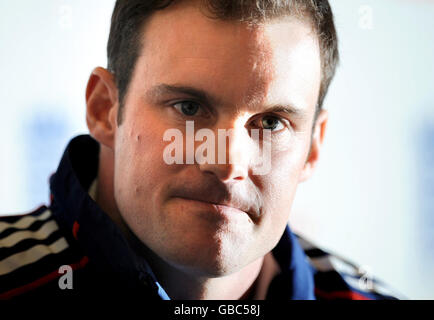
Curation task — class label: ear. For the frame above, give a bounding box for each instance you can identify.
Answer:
[298,109,328,183]
[85,67,118,150]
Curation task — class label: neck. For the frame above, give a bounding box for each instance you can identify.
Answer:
[95,144,267,300]
[166,259,264,300]
[129,232,265,299]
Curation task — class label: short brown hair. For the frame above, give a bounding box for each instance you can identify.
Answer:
[107,0,339,124]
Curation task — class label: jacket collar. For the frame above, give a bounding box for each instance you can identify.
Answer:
[49,134,315,300]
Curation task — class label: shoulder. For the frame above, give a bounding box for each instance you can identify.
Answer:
[0,206,85,299]
[295,234,401,300]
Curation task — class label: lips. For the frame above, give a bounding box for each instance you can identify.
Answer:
[174,198,250,225]
[170,186,261,219]
[175,195,251,216]
[167,172,263,219]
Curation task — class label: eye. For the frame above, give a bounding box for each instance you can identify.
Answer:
[254,115,287,131]
[173,101,202,116]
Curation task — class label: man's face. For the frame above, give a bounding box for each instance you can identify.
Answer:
[113,2,321,276]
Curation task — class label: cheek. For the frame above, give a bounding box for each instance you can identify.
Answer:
[120,103,174,173]
[258,140,309,224]
[119,129,159,180]
[114,111,172,213]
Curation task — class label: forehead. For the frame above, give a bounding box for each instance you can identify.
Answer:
[135,1,321,114]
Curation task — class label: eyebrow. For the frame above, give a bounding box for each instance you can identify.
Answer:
[262,105,308,120]
[146,83,222,107]
[146,83,308,119]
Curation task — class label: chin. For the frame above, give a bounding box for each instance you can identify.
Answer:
[164,237,251,278]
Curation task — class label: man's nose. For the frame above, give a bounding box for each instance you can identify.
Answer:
[198,119,252,182]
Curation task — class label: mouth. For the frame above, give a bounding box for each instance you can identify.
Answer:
[172,197,251,221]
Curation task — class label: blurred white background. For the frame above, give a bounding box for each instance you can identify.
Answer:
[0,0,433,299]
